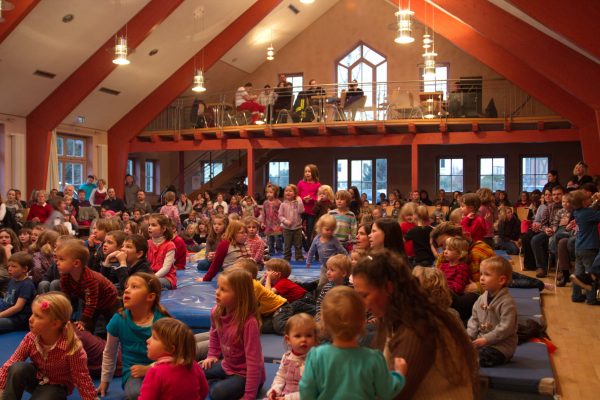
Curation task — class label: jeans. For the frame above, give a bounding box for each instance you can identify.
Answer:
[557,237,576,271]
[496,240,520,255]
[196,258,211,272]
[478,346,507,368]
[548,228,571,255]
[205,361,248,400]
[159,277,173,290]
[267,234,283,255]
[572,249,599,302]
[531,232,550,270]
[124,376,144,400]
[283,228,303,261]
[37,279,61,294]
[4,362,68,400]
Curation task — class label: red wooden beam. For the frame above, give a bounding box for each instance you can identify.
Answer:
[433,0,600,108]
[290,127,301,137]
[25,0,184,193]
[0,0,40,44]
[509,0,600,61]
[193,132,205,141]
[471,123,479,133]
[129,129,579,153]
[108,0,283,196]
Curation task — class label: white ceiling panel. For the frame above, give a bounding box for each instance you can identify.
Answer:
[65,0,254,130]
[0,0,150,116]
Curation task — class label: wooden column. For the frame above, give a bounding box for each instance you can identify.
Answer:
[178,151,185,193]
[247,147,255,197]
[411,140,419,191]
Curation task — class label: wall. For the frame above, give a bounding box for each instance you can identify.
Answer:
[0,115,27,195]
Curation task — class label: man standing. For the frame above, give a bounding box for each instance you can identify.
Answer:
[124,174,141,210]
[78,175,97,201]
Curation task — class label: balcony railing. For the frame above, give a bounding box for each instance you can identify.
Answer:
[144,78,559,132]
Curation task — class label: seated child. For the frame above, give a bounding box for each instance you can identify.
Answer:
[106,234,152,295]
[460,193,487,242]
[299,286,406,399]
[306,214,348,286]
[263,259,315,317]
[412,266,460,321]
[57,239,118,332]
[38,235,70,294]
[315,254,352,322]
[467,256,518,367]
[0,292,97,399]
[267,314,317,400]
[139,318,208,400]
[181,223,202,253]
[431,200,447,226]
[0,252,36,333]
[438,237,471,295]
[404,205,435,267]
[100,230,127,281]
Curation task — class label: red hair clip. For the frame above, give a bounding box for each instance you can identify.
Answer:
[39,300,50,311]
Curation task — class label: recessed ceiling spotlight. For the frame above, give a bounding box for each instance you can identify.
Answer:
[62,14,74,23]
[148,49,159,56]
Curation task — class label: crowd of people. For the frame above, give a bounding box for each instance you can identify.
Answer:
[0,160,597,399]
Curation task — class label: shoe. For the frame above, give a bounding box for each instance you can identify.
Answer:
[557,271,570,287]
[570,274,593,291]
[572,295,586,303]
[535,268,547,278]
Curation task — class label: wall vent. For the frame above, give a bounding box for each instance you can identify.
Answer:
[33,70,56,79]
[99,87,121,96]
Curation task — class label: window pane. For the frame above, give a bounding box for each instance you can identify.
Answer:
[57,138,64,156]
[337,159,348,183]
[439,159,451,176]
[521,157,548,191]
[451,159,463,175]
[127,159,134,176]
[451,175,464,192]
[439,176,451,192]
[493,175,505,191]
[480,175,492,189]
[376,159,387,184]
[74,139,84,157]
[67,139,74,156]
[145,161,154,193]
[340,45,362,67]
[351,160,362,187]
[480,158,493,175]
[268,162,289,188]
[363,45,385,65]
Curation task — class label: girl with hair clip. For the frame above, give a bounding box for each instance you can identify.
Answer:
[352,250,479,400]
[147,213,177,290]
[279,184,305,262]
[139,318,208,400]
[197,214,228,272]
[267,313,317,400]
[199,220,251,282]
[0,292,97,399]
[476,188,498,247]
[297,164,321,252]
[98,273,171,399]
[201,268,265,400]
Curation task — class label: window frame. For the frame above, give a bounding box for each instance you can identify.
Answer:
[145,160,156,194]
[267,161,290,189]
[437,157,464,193]
[520,155,549,192]
[336,158,387,203]
[57,133,88,191]
[479,157,506,191]
[202,161,224,185]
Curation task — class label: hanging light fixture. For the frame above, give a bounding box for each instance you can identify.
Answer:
[192,69,206,92]
[112,36,130,65]
[394,1,414,44]
[422,2,437,81]
[299,0,315,4]
[266,30,275,61]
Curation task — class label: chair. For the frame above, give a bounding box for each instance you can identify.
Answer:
[324,89,346,122]
[275,108,292,124]
[385,90,421,119]
[344,96,367,121]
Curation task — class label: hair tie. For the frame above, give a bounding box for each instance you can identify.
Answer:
[40,300,50,311]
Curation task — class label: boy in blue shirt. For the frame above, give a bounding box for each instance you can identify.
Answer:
[0,251,36,332]
[568,190,600,305]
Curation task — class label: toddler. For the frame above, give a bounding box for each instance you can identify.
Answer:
[306,214,347,286]
[315,254,352,322]
[399,203,417,259]
[467,256,518,367]
[460,193,487,242]
[159,191,180,230]
[299,286,406,399]
[0,252,36,332]
[244,217,265,267]
[262,184,283,256]
[431,200,447,226]
[267,314,317,400]
[438,236,471,295]
[279,184,305,262]
[412,266,460,321]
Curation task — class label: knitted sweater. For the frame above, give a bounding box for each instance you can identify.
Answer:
[279,198,304,230]
[267,350,306,400]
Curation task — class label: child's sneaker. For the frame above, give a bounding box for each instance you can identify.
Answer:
[585,282,599,305]
[570,274,593,292]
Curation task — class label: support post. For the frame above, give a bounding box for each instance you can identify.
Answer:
[411,141,419,191]
[178,151,185,193]
[247,147,255,197]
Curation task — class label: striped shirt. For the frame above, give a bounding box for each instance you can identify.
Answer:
[246,235,265,265]
[60,267,118,326]
[328,209,357,246]
[0,332,97,400]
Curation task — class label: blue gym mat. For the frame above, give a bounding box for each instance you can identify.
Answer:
[161,281,216,330]
[260,334,287,363]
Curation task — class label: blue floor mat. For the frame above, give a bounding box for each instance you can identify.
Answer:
[162,281,216,330]
[260,334,286,363]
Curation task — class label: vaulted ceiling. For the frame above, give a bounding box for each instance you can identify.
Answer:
[0,0,598,190]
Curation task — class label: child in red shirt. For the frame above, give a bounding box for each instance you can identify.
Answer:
[460,193,487,243]
[263,259,306,302]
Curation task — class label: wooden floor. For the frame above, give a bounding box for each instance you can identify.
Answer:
[519,265,600,400]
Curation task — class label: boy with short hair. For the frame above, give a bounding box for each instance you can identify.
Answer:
[328,190,357,250]
[57,239,118,332]
[467,256,518,367]
[431,200,446,226]
[460,193,487,242]
[567,190,600,304]
[263,259,307,302]
[315,254,352,322]
[107,234,152,295]
[244,216,265,267]
[0,252,36,332]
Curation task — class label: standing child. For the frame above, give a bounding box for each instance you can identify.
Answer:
[299,286,406,399]
[297,164,321,252]
[438,236,471,295]
[315,254,352,322]
[476,188,497,247]
[241,196,259,219]
[147,213,177,290]
[460,193,487,243]
[139,318,209,400]
[279,184,305,262]
[267,314,317,400]
[244,217,265,267]
[306,214,347,286]
[568,190,600,304]
[404,205,436,267]
[0,252,36,332]
[197,214,228,272]
[467,256,518,367]
[328,190,357,251]
[98,273,171,399]
[57,239,118,332]
[159,191,180,230]
[311,185,335,235]
[228,195,242,217]
[0,292,97,399]
[399,203,417,259]
[200,220,251,282]
[261,184,283,256]
[201,268,265,400]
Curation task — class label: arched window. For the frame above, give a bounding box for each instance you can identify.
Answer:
[337,43,387,120]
